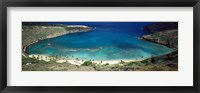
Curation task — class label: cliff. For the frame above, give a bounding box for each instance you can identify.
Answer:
[141,23,178,67]
[142,29,178,49]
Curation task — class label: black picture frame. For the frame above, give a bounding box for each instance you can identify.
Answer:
[0,0,199,93]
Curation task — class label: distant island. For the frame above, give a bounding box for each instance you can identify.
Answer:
[22,22,178,71]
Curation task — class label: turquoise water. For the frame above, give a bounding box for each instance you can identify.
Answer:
[27,22,174,61]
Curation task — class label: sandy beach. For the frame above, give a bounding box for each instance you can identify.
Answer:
[28,54,144,65]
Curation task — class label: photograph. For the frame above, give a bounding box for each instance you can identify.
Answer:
[22,22,178,71]
[1,0,199,92]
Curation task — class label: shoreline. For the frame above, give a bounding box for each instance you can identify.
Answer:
[23,25,177,66]
[23,30,92,55]
[28,54,145,65]
[141,29,178,49]
[22,25,94,55]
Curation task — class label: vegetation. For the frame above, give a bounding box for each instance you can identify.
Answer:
[22,56,57,65]
[22,25,93,54]
[81,61,93,66]
[22,51,178,71]
[22,22,178,71]
[142,29,178,49]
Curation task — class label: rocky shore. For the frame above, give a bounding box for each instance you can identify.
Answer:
[140,23,178,69]
[142,29,178,49]
[142,22,178,49]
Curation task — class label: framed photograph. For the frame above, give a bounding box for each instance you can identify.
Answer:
[0,0,199,93]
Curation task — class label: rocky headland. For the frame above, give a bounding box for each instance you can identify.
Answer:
[142,29,178,49]
[22,24,94,55]
[142,22,178,49]
[141,22,178,68]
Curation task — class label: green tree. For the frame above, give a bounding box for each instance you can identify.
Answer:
[81,61,92,66]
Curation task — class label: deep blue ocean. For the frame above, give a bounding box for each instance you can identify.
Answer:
[27,22,174,61]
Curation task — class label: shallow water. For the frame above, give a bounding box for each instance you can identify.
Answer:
[27,22,174,61]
